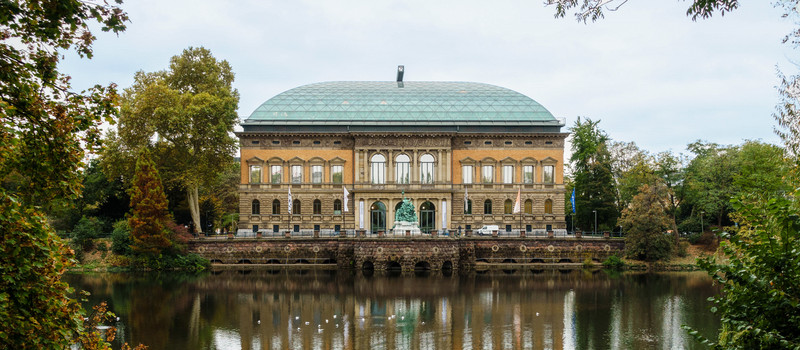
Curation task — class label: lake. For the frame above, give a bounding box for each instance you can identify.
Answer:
[66,269,720,350]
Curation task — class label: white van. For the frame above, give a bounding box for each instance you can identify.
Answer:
[476,225,499,236]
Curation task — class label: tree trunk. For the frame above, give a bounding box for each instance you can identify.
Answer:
[187,185,202,234]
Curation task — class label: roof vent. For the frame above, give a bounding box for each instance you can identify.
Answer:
[396,65,404,88]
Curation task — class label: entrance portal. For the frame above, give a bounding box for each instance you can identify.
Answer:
[419,201,435,234]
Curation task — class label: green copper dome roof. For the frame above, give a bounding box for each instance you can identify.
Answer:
[244,81,559,124]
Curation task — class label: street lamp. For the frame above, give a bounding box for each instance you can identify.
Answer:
[592,210,597,235]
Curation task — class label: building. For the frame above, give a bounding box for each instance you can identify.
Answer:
[237,70,567,236]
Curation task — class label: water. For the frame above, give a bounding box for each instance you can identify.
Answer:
[66,269,720,350]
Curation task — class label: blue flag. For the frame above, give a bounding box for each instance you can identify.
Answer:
[570,188,576,214]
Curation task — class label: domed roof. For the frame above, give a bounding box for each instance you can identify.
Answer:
[244,81,558,125]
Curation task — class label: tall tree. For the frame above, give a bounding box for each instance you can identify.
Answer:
[683,141,738,228]
[0,1,131,348]
[104,47,239,233]
[569,117,618,232]
[128,150,173,256]
[620,183,674,261]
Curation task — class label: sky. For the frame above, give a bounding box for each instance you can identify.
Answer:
[62,0,796,156]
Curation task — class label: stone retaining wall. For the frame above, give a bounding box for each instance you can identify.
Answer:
[188,238,625,271]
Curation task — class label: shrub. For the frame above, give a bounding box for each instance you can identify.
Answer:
[687,232,703,244]
[111,220,132,256]
[676,240,689,257]
[602,255,625,270]
[582,258,594,269]
[71,216,103,251]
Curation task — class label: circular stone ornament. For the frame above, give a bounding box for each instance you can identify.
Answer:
[376,247,384,254]
[225,247,233,254]
[254,245,263,253]
[604,244,611,252]
[312,245,320,253]
[575,245,583,251]
[403,247,412,255]
[547,245,555,252]
[432,247,440,254]
[284,245,292,252]
[491,245,500,252]
[198,246,206,253]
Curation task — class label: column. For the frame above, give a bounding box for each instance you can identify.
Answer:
[437,149,444,184]
[388,149,394,183]
[412,149,419,183]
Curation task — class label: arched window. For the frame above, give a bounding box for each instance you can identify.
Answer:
[395,154,410,184]
[544,199,553,214]
[272,199,280,215]
[484,199,492,215]
[333,199,342,215]
[370,154,386,184]
[504,199,513,214]
[251,199,260,215]
[420,154,435,184]
[313,199,321,214]
[370,201,386,232]
[464,199,472,215]
[292,199,302,215]
[524,199,533,214]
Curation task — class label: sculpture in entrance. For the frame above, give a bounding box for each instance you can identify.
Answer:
[393,192,421,235]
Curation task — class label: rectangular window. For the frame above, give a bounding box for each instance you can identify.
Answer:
[396,161,410,184]
[462,165,473,184]
[523,165,534,184]
[311,165,323,184]
[291,165,302,183]
[371,162,385,184]
[331,165,343,184]
[249,165,262,184]
[502,165,514,184]
[270,165,282,184]
[482,165,494,183]
[543,165,555,183]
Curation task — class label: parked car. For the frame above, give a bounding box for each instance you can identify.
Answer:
[476,225,499,236]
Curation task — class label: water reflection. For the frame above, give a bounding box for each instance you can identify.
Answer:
[66,270,719,350]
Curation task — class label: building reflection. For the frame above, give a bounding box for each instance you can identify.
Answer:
[66,270,719,350]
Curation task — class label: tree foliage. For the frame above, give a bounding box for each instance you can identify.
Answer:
[620,184,674,261]
[128,150,173,256]
[688,195,800,349]
[0,1,139,348]
[569,117,618,232]
[103,47,239,233]
[545,0,739,22]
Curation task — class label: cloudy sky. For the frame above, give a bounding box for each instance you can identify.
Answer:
[63,0,795,156]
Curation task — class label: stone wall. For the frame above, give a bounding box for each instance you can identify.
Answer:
[188,237,625,271]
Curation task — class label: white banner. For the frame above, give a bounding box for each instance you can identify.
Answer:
[441,200,447,230]
[359,200,364,229]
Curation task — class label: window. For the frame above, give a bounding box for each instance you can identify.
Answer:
[272,199,280,215]
[545,199,553,214]
[292,200,301,215]
[313,140,321,145]
[249,165,262,184]
[482,165,494,183]
[484,199,492,214]
[395,154,410,184]
[291,165,303,183]
[272,140,280,145]
[371,154,386,184]
[502,165,514,184]
[524,199,533,214]
[523,165,534,184]
[251,199,260,215]
[464,199,472,215]
[504,199,513,214]
[334,199,342,215]
[543,165,554,183]
[331,165,343,183]
[292,140,300,145]
[313,199,321,214]
[420,154,435,184]
[462,165,473,184]
[270,165,282,183]
[252,140,260,145]
[311,165,323,184]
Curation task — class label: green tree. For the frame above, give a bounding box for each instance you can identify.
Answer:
[620,184,674,261]
[684,141,738,229]
[103,47,239,234]
[688,195,800,348]
[128,150,173,256]
[0,1,135,349]
[569,117,618,232]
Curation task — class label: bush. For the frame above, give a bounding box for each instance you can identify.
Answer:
[602,255,625,270]
[677,216,701,234]
[130,253,210,271]
[71,216,103,251]
[110,220,132,256]
[676,240,689,257]
[687,232,702,244]
[582,258,594,268]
